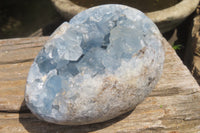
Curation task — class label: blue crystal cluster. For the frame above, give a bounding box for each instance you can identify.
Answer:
[25,4,164,125]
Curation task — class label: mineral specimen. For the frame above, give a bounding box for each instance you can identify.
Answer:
[25,4,165,125]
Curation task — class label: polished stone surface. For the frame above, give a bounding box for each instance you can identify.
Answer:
[25,4,165,125]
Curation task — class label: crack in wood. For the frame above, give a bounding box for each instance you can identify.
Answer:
[0,59,34,65]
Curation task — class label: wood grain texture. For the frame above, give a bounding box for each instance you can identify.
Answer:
[0,37,200,133]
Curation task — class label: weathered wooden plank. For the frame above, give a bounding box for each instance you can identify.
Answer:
[0,37,47,64]
[0,93,200,133]
[0,37,47,112]
[0,37,200,132]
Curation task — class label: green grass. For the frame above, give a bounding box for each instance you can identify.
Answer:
[172,44,183,50]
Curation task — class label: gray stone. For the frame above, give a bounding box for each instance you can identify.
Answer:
[25,4,165,125]
[51,0,199,33]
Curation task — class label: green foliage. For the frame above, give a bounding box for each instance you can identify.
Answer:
[172,44,183,50]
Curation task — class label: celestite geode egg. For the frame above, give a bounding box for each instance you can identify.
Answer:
[25,4,165,125]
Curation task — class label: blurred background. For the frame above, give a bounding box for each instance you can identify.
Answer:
[0,0,64,39]
[0,0,181,39]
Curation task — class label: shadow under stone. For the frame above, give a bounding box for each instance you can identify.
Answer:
[19,100,134,133]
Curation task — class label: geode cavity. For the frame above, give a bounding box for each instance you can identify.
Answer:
[25,4,165,125]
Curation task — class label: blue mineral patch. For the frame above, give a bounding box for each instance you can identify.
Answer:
[25,4,163,125]
[34,6,154,78]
